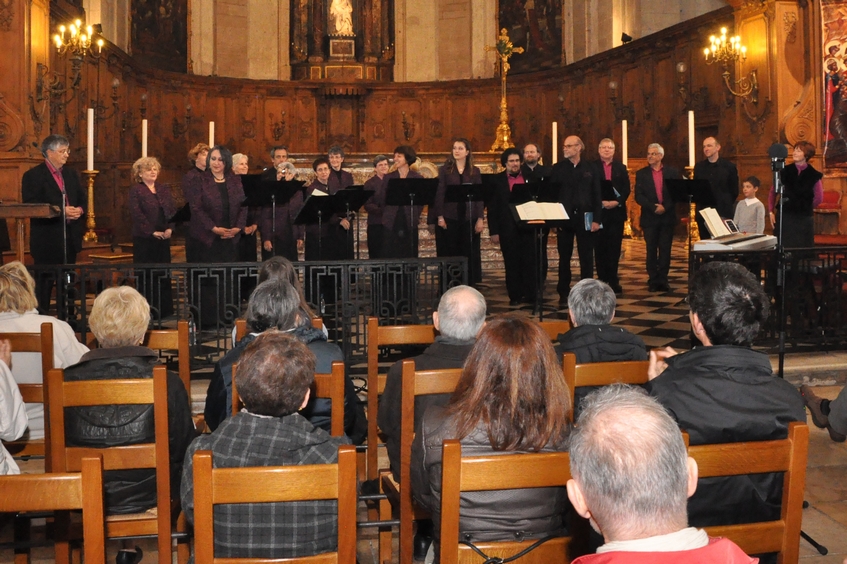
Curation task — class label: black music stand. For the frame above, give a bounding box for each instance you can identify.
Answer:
[334,186,373,260]
[241,174,305,257]
[445,182,492,283]
[294,194,337,260]
[386,177,438,257]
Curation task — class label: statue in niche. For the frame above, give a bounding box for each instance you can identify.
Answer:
[330,0,354,36]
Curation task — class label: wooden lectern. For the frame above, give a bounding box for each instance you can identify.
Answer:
[0,203,60,263]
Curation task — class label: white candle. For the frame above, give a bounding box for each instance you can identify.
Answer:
[688,111,695,168]
[141,119,148,158]
[87,108,94,171]
[209,121,215,147]
[621,120,628,167]
[552,122,558,165]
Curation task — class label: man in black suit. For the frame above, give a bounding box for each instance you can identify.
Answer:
[21,134,86,314]
[550,135,602,305]
[693,137,738,236]
[488,148,536,305]
[592,138,630,295]
[634,143,680,293]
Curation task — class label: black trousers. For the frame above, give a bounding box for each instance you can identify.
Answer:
[642,222,674,286]
[499,229,537,302]
[34,249,77,318]
[556,222,594,298]
[595,217,625,290]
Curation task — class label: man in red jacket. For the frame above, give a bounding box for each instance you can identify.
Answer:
[567,385,757,564]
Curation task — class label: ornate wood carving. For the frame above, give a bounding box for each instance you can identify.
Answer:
[0,93,25,151]
[783,82,815,145]
[0,0,13,31]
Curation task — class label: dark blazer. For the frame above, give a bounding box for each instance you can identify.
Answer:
[128,183,176,239]
[431,165,483,222]
[634,164,681,228]
[693,157,739,219]
[181,167,205,205]
[259,169,305,242]
[520,163,551,183]
[303,180,348,238]
[363,174,385,227]
[21,161,86,263]
[487,171,524,238]
[187,172,247,248]
[550,158,602,223]
[327,168,354,192]
[378,169,424,230]
[592,160,631,223]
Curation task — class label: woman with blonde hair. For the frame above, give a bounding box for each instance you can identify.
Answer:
[412,316,571,556]
[129,156,175,318]
[0,261,88,440]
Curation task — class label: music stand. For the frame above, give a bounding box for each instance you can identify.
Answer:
[334,186,373,260]
[666,178,713,252]
[241,174,305,257]
[386,177,438,257]
[294,194,337,260]
[445,182,492,283]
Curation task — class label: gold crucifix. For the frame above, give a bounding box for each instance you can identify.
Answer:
[486,28,524,152]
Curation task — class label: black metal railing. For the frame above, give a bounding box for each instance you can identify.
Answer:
[28,258,467,365]
[690,246,847,351]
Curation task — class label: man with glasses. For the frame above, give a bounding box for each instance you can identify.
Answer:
[634,143,679,293]
[550,135,602,305]
[592,138,630,295]
[21,134,86,314]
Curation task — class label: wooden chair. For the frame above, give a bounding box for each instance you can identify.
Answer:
[690,421,809,563]
[192,444,358,563]
[379,360,463,564]
[0,456,107,564]
[0,322,55,469]
[47,365,187,564]
[561,353,650,414]
[536,319,571,342]
[366,317,437,483]
[231,360,346,437]
[439,439,572,564]
[144,319,191,393]
[234,317,324,343]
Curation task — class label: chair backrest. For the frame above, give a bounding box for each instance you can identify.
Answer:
[144,319,191,393]
[192,445,358,563]
[47,365,173,563]
[231,360,346,437]
[561,352,650,412]
[690,421,809,562]
[0,455,106,564]
[439,440,571,564]
[234,317,324,344]
[536,319,571,342]
[0,322,55,468]
[366,317,436,480]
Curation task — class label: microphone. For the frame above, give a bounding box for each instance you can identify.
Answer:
[768,143,788,160]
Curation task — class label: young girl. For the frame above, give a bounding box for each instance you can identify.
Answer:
[733,176,765,234]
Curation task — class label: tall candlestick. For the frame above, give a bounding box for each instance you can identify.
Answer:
[209,121,215,147]
[87,108,94,171]
[621,120,628,167]
[141,119,148,158]
[552,122,558,165]
[688,111,695,168]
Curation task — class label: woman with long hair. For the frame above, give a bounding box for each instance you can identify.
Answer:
[411,316,571,554]
[430,138,484,285]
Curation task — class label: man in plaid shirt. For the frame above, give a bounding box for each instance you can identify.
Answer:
[181,331,351,558]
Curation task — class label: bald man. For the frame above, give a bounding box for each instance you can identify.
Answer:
[693,137,739,237]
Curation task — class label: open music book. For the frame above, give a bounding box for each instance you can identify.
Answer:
[515,201,569,221]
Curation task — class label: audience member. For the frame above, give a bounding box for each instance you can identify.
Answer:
[800,384,847,443]
[376,285,486,559]
[182,331,351,559]
[0,340,27,475]
[645,261,804,563]
[412,316,571,555]
[63,287,195,514]
[204,279,366,443]
[0,261,88,440]
[568,385,756,563]
[554,278,647,415]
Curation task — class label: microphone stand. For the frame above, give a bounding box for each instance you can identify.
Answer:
[772,156,786,379]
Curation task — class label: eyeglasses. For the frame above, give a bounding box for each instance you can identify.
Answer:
[51,148,71,155]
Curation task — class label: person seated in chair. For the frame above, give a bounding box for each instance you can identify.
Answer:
[204,278,366,444]
[645,261,804,564]
[568,385,757,563]
[63,287,195,515]
[181,331,351,559]
[0,339,27,475]
[554,278,647,416]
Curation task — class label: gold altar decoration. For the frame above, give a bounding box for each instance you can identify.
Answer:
[684,166,700,245]
[82,170,99,243]
[486,29,524,152]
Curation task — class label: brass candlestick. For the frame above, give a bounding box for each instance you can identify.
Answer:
[486,29,523,152]
[684,166,700,244]
[82,169,98,243]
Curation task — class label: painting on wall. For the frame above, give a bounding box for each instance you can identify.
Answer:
[131,0,188,73]
[823,0,847,168]
[498,0,563,74]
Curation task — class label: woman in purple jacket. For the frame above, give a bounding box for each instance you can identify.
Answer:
[129,157,176,318]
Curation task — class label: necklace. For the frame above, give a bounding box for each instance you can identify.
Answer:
[213,175,225,182]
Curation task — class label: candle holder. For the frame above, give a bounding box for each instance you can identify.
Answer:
[82,170,99,243]
[684,166,700,244]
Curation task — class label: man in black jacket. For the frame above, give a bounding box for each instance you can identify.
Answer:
[521,143,552,287]
[21,134,86,314]
[645,261,805,564]
[550,135,602,304]
[693,137,739,236]
[592,138,631,295]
